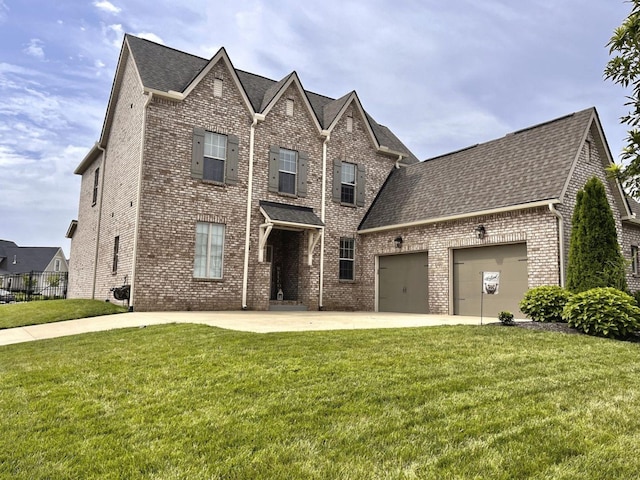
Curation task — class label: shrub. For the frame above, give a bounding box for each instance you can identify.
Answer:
[498,311,515,326]
[519,286,571,323]
[633,290,640,307]
[562,287,640,339]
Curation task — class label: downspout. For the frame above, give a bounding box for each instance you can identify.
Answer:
[91,144,107,299]
[549,203,565,287]
[319,131,330,310]
[394,154,404,169]
[241,113,265,309]
[129,92,154,311]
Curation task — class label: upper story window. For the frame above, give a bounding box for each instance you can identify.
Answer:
[192,128,239,185]
[333,160,365,206]
[633,245,639,275]
[204,132,227,183]
[268,146,308,198]
[341,162,356,204]
[92,168,100,206]
[54,259,61,272]
[279,148,297,195]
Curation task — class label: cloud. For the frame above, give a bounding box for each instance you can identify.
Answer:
[136,32,163,44]
[94,1,121,14]
[23,39,45,60]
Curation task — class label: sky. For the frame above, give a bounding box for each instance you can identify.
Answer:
[0,0,634,257]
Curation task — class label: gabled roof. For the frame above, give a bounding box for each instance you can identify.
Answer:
[0,241,62,274]
[118,35,417,162]
[360,108,602,232]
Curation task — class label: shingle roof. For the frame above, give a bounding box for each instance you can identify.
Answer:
[124,34,417,162]
[0,243,60,274]
[359,108,596,231]
[260,201,324,227]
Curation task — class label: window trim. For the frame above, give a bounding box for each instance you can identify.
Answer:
[193,222,225,280]
[203,131,227,183]
[54,259,61,272]
[340,161,357,205]
[339,237,355,281]
[92,167,99,206]
[278,148,298,195]
[632,245,639,276]
[112,236,119,274]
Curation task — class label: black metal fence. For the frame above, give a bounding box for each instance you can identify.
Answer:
[0,271,69,302]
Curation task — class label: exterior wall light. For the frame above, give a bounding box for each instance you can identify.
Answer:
[475,225,486,239]
[394,236,403,248]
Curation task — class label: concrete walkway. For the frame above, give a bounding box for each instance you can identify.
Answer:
[0,310,487,346]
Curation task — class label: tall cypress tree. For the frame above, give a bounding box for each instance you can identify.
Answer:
[566,177,627,292]
[566,190,584,291]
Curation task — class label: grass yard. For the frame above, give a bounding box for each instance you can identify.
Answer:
[2,323,640,479]
[0,299,127,330]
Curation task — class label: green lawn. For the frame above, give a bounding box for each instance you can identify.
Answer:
[2,323,640,479]
[0,299,127,329]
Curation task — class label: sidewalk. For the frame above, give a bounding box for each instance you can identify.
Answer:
[0,311,487,346]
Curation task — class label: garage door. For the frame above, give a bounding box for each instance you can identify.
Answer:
[379,252,428,313]
[453,243,528,318]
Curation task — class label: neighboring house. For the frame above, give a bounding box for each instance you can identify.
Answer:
[0,240,69,295]
[67,35,640,316]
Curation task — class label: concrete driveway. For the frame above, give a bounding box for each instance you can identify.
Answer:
[0,310,486,346]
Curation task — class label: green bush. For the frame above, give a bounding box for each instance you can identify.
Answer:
[562,287,640,339]
[519,286,571,323]
[633,290,640,307]
[498,311,515,326]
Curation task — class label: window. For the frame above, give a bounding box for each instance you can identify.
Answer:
[279,148,297,195]
[339,237,355,280]
[203,132,227,183]
[194,222,225,279]
[633,245,639,275]
[213,78,223,98]
[341,162,356,204]
[92,168,99,205]
[54,259,61,272]
[112,236,119,274]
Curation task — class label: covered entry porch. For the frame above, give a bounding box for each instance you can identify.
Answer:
[258,201,324,311]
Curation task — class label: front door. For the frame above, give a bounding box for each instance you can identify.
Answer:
[269,229,301,301]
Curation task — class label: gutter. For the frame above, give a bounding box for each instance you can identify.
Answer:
[129,92,154,311]
[358,199,560,234]
[241,113,266,309]
[548,203,565,287]
[319,130,330,310]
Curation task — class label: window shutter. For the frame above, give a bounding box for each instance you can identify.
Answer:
[332,158,342,203]
[356,163,366,207]
[297,151,308,198]
[268,146,280,192]
[226,134,239,184]
[191,128,205,179]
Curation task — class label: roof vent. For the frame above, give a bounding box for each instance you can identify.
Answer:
[286,99,294,116]
[213,78,223,98]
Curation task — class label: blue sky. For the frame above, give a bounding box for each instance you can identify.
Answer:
[0,0,633,256]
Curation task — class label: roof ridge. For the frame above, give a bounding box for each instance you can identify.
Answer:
[509,112,575,136]
[125,33,208,62]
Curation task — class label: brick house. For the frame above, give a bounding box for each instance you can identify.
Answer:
[67,35,640,315]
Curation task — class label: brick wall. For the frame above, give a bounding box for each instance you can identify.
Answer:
[359,207,559,313]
